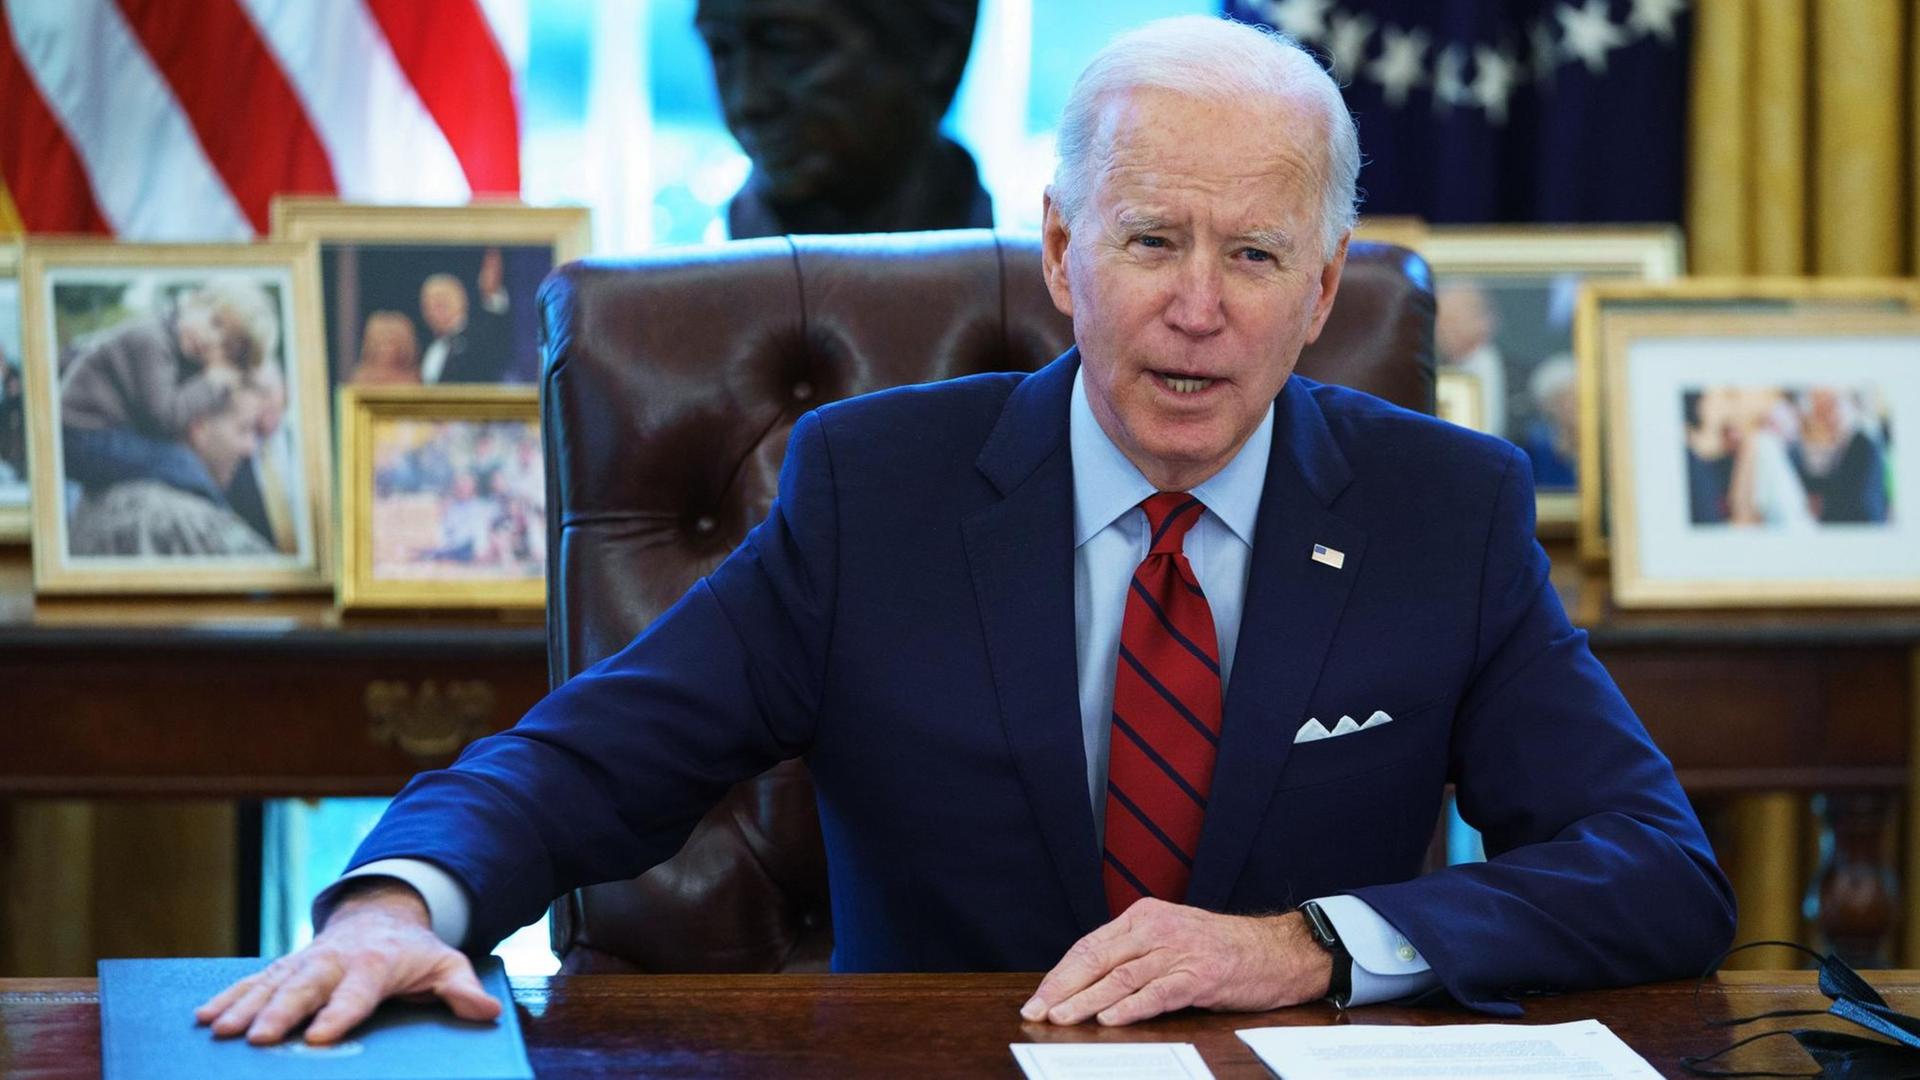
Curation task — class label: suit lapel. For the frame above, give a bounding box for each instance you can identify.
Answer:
[1186,377,1367,912]
[962,351,1108,935]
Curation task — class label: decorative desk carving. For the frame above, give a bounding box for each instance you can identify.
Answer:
[365,680,497,760]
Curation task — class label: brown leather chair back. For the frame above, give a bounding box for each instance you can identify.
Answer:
[538,229,1435,973]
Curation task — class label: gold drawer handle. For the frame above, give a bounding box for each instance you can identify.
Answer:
[366,680,497,760]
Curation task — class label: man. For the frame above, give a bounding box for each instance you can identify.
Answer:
[418,250,512,384]
[199,16,1732,1046]
[68,380,274,557]
[697,0,993,237]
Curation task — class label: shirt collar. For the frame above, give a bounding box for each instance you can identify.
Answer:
[1069,365,1272,549]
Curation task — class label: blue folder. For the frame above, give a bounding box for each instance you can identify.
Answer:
[98,956,533,1080]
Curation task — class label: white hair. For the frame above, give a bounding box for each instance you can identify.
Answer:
[1049,15,1361,258]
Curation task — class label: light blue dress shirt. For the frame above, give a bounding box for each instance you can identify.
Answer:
[1068,368,1437,1006]
[337,370,1439,1005]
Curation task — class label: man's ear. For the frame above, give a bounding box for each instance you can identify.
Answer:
[1302,231,1350,346]
[1041,190,1075,319]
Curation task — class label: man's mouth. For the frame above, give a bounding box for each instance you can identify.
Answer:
[1153,371,1216,394]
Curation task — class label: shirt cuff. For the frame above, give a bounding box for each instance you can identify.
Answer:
[313,858,472,950]
[1312,894,1440,1006]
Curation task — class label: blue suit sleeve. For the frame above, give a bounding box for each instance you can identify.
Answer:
[344,410,840,951]
[1347,444,1736,1014]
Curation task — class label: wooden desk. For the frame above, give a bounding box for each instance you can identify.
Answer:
[0,971,1905,1078]
[3,544,1920,965]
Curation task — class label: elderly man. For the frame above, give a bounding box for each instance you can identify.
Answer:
[200,16,1731,1046]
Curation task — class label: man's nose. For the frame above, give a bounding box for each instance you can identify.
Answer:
[1162,255,1226,337]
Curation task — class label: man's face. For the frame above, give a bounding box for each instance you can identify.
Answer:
[421,280,469,337]
[696,0,929,205]
[1042,89,1347,491]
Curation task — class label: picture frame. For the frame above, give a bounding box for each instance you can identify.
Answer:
[337,385,543,611]
[269,198,590,397]
[1418,225,1683,537]
[1601,310,1920,608]
[1434,370,1485,432]
[1352,215,1427,250]
[19,241,333,594]
[1574,278,1920,565]
[0,243,27,542]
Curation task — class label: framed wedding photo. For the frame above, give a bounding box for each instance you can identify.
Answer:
[1574,277,1920,565]
[270,199,589,397]
[0,244,27,542]
[1419,225,1683,535]
[19,242,333,594]
[1602,310,1920,608]
[337,385,543,611]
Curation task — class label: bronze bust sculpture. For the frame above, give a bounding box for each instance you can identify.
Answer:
[695,0,991,237]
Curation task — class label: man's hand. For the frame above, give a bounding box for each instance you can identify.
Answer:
[1020,899,1332,1026]
[193,880,501,1046]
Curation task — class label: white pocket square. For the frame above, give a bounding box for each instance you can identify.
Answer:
[1294,711,1393,744]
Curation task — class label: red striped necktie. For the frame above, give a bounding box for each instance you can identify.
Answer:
[1103,492,1222,916]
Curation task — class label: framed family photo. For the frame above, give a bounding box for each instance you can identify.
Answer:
[1602,310,1920,607]
[270,199,589,397]
[337,385,543,611]
[0,244,26,541]
[1419,226,1683,535]
[1574,278,1920,565]
[19,242,333,594]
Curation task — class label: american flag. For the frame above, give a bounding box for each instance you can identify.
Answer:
[1230,0,1689,223]
[0,0,522,240]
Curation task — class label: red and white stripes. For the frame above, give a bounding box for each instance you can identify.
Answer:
[0,0,520,240]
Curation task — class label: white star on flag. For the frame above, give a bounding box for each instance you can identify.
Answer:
[1432,44,1471,111]
[1268,0,1334,43]
[1559,0,1628,75]
[1367,24,1429,106]
[1471,45,1518,124]
[1628,0,1687,42]
[1324,11,1376,79]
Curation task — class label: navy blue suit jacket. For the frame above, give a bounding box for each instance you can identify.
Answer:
[350,351,1734,1013]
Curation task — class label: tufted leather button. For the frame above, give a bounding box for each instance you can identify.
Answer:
[693,515,717,534]
[791,380,814,402]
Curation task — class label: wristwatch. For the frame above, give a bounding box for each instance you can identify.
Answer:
[1298,901,1353,1007]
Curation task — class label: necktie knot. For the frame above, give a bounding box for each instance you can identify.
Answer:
[1141,492,1205,557]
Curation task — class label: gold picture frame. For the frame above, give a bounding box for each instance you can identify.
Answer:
[20,241,334,595]
[0,243,26,542]
[337,385,543,611]
[1602,310,1920,608]
[1575,277,1920,565]
[1419,225,1684,537]
[1434,370,1485,432]
[270,198,590,394]
[1352,215,1428,250]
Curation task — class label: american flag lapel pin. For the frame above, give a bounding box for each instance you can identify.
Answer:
[1311,543,1345,570]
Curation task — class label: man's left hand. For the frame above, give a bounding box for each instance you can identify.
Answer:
[1020,899,1332,1026]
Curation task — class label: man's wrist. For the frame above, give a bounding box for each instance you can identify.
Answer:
[323,877,430,930]
[1297,901,1352,1006]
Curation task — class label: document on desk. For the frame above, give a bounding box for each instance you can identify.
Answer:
[1237,1019,1660,1079]
[1011,1042,1217,1079]
[98,956,533,1079]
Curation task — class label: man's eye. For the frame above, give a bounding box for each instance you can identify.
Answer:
[1241,248,1274,263]
[1136,235,1168,249]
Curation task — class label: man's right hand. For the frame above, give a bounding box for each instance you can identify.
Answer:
[193,879,502,1046]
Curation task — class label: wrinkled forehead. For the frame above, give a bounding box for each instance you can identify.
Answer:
[1087,89,1328,226]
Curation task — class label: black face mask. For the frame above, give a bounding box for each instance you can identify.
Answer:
[1682,942,1920,1079]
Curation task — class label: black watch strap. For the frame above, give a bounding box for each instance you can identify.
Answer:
[1298,901,1352,1007]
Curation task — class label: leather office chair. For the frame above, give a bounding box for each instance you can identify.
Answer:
[537,229,1435,973]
